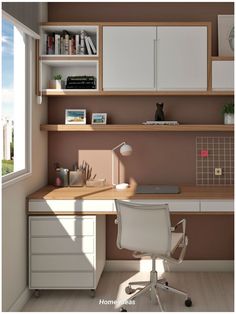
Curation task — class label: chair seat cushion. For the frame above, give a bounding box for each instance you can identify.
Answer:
[171,232,183,252]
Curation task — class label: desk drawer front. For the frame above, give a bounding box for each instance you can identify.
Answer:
[31,254,94,271]
[201,200,234,212]
[30,216,95,236]
[128,199,199,212]
[30,272,94,288]
[31,237,94,254]
[29,200,115,213]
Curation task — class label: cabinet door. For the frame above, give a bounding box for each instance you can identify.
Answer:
[103,26,156,90]
[156,26,208,91]
[212,61,234,91]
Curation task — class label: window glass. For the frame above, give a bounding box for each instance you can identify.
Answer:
[2,16,28,181]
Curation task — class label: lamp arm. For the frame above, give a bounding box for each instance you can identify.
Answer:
[112,142,126,152]
[112,142,125,186]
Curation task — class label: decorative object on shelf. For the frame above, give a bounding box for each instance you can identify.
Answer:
[223,102,234,125]
[112,142,132,190]
[65,109,86,124]
[218,15,234,56]
[92,113,107,124]
[155,102,165,121]
[48,74,65,89]
[66,76,96,89]
[70,160,93,186]
[54,163,69,187]
[143,121,179,125]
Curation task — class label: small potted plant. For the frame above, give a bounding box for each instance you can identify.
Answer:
[223,103,234,125]
[49,74,65,89]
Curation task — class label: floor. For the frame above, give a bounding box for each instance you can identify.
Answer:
[23,271,234,312]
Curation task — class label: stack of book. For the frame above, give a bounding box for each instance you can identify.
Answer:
[44,30,97,55]
[66,76,96,89]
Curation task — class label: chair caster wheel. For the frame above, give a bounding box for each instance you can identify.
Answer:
[165,281,168,286]
[120,307,127,312]
[34,289,40,298]
[90,289,96,298]
[125,285,135,295]
[185,297,192,307]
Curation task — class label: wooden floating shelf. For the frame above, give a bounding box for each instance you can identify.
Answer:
[42,90,234,96]
[40,124,234,132]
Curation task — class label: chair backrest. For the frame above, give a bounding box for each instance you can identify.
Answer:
[115,200,171,256]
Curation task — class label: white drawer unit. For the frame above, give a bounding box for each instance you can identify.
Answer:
[29,215,105,292]
[200,200,234,212]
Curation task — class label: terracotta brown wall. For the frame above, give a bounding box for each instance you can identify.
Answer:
[48,2,234,260]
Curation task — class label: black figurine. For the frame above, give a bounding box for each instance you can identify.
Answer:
[155,102,165,121]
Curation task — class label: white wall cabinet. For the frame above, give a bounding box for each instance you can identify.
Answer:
[29,215,105,291]
[103,25,208,91]
[212,60,234,91]
[103,26,157,90]
[156,26,208,91]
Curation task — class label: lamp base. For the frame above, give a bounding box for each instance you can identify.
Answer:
[115,183,129,190]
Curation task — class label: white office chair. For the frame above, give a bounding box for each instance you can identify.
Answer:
[115,200,192,312]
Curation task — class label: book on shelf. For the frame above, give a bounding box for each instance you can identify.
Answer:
[64,32,69,55]
[47,35,54,54]
[142,121,179,125]
[85,36,92,55]
[44,29,97,55]
[60,36,64,54]
[87,36,97,54]
[75,34,80,54]
[54,34,60,54]
[80,30,86,55]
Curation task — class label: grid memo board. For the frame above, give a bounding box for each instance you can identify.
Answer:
[196,137,234,186]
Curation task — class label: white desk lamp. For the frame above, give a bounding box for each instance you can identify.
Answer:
[112,142,133,190]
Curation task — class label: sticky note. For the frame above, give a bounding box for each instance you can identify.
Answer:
[200,150,208,157]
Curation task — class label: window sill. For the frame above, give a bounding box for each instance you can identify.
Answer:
[2,171,32,190]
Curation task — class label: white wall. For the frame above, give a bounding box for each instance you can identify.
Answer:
[2,11,48,312]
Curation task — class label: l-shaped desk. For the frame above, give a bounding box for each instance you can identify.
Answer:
[27,185,234,293]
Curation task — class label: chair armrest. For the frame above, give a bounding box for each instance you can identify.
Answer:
[171,219,186,235]
[168,219,188,264]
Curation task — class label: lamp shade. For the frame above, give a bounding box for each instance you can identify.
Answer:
[120,143,133,156]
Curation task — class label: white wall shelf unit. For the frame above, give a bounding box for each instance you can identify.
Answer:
[40,24,99,57]
[41,59,99,92]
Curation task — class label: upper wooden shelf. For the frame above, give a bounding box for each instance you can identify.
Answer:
[40,124,234,132]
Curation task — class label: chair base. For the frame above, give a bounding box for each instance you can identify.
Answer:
[122,269,191,311]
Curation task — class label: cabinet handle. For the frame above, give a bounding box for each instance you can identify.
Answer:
[153,39,157,90]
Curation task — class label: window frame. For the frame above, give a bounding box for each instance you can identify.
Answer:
[1,11,38,188]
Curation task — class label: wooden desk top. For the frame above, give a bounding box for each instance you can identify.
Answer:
[28,185,234,200]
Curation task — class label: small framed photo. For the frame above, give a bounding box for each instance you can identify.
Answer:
[92,113,107,125]
[65,109,86,125]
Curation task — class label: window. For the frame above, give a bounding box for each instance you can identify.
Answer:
[1,13,31,184]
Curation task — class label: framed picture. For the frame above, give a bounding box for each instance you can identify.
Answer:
[65,109,86,124]
[91,113,107,125]
[218,15,234,56]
